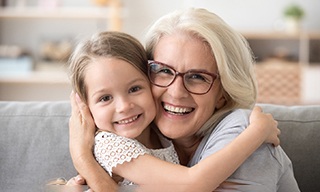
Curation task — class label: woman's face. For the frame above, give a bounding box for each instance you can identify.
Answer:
[152,33,225,141]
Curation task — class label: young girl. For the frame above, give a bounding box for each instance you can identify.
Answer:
[69,31,179,186]
[68,31,279,191]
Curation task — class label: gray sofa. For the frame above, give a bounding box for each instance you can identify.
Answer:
[0,101,319,192]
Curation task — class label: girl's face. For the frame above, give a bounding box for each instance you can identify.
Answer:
[151,33,225,141]
[85,57,156,139]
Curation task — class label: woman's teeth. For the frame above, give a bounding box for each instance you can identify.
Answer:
[163,104,192,114]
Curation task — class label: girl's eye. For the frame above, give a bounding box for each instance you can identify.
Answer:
[129,86,141,93]
[99,95,112,102]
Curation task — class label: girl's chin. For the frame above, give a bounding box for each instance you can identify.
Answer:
[118,132,140,139]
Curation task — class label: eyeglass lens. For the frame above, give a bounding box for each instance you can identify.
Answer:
[148,61,217,94]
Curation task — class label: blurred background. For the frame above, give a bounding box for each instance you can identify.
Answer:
[0,0,319,105]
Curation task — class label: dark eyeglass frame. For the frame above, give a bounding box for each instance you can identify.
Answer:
[147,60,219,95]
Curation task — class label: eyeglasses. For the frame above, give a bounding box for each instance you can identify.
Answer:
[148,60,219,95]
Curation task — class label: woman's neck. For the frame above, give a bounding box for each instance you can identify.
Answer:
[136,126,162,149]
[173,136,202,166]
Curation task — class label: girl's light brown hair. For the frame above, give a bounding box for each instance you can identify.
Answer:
[68,31,148,103]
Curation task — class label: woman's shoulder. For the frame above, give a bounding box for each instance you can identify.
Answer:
[216,109,251,130]
[189,108,253,166]
[202,109,253,146]
[227,108,251,118]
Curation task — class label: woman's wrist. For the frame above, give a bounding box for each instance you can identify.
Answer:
[71,149,95,171]
[74,151,119,192]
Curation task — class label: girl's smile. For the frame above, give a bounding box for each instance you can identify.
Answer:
[85,57,156,139]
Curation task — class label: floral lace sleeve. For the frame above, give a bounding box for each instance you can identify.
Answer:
[94,131,147,176]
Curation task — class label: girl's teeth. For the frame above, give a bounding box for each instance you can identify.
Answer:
[118,115,138,124]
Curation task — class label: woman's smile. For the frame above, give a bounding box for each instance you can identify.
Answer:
[162,102,194,115]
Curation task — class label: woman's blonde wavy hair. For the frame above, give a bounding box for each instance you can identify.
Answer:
[145,8,257,136]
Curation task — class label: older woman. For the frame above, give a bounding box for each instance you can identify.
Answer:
[68,8,299,191]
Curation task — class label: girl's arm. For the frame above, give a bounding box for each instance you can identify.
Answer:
[70,92,279,191]
[113,106,279,191]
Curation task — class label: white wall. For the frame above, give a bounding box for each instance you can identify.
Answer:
[2,0,319,48]
[302,66,320,104]
[120,0,320,42]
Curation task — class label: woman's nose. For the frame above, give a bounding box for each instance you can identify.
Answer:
[166,76,189,99]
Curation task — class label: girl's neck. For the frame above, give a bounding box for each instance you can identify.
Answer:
[173,136,202,166]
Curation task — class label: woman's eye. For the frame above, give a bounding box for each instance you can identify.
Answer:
[159,68,174,75]
[190,73,205,80]
[129,86,141,93]
[99,95,112,102]
[187,73,212,83]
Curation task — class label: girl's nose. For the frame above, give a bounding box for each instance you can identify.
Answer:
[115,97,133,113]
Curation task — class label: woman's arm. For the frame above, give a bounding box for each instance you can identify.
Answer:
[69,92,118,192]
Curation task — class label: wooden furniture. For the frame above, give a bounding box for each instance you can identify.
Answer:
[0,2,123,101]
[254,60,301,105]
[243,31,320,66]
[243,31,320,105]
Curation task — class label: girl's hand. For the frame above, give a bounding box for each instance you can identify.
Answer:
[66,175,93,192]
[250,106,280,146]
[66,175,86,186]
[69,91,96,169]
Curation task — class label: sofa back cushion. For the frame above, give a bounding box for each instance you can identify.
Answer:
[0,101,76,192]
[260,104,320,192]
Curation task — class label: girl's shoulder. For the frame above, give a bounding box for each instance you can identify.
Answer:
[150,130,180,164]
[95,131,147,153]
[94,131,148,176]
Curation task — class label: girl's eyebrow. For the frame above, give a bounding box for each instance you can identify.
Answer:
[91,77,148,98]
[91,88,109,99]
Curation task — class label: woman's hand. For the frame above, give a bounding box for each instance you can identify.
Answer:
[250,106,280,146]
[68,92,119,192]
[69,91,96,170]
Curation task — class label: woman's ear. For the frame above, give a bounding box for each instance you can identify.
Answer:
[215,89,226,110]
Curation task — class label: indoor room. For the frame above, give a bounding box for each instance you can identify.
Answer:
[1,1,320,192]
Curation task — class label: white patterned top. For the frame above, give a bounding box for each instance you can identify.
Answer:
[94,130,179,185]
